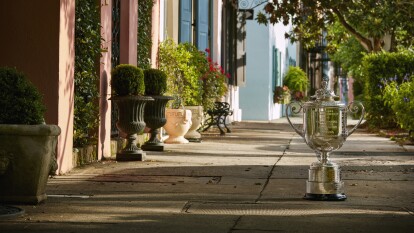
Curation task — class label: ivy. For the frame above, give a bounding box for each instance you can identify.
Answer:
[137,0,154,69]
[74,0,102,147]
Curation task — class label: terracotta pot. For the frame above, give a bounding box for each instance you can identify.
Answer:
[184,106,203,141]
[163,108,192,144]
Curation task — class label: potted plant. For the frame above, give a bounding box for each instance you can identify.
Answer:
[283,66,309,101]
[110,64,153,161]
[0,67,61,204]
[158,39,195,144]
[142,68,173,151]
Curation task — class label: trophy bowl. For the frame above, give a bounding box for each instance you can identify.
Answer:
[287,81,364,201]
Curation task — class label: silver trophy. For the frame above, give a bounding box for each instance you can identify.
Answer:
[286,80,364,201]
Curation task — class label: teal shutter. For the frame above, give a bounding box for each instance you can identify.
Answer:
[179,0,192,43]
[196,0,209,50]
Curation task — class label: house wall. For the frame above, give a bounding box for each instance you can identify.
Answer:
[0,0,75,174]
[239,1,296,121]
[165,0,179,42]
[239,8,272,121]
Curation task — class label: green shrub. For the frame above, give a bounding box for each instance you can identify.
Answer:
[111,64,145,96]
[283,66,309,92]
[158,39,228,111]
[144,68,167,95]
[361,50,414,129]
[383,75,414,132]
[74,0,101,147]
[0,67,45,125]
[137,0,154,69]
[158,38,203,108]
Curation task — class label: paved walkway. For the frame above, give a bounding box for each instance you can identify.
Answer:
[1,118,414,233]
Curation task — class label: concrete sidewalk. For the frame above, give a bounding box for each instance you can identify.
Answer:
[1,118,413,233]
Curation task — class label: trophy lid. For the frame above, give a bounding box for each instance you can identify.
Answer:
[303,80,346,108]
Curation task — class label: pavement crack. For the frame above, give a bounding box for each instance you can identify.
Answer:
[181,201,192,213]
[228,216,242,233]
[255,139,290,203]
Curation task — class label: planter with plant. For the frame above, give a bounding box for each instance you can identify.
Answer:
[158,39,196,143]
[283,66,309,101]
[142,68,173,151]
[110,64,153,161]
[0,67,61,204]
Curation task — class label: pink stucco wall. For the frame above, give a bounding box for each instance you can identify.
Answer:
[120,0,138,65]
[0,0,75,174]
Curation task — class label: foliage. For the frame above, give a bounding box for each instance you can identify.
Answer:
[383,76,414,133]
[158,38,203,108]
[0,67,45,125]
[74,0,101,147]
[137,0,154,69]
[201,48,229,111]
[273,86,291,104]
[111,64,145,96]
[361,50,414,129]
[158,38,228,111]
[257,0,414,52]
[283,66,309,92]
[144,68,167,96]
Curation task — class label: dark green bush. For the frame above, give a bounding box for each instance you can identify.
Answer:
[361,50,414,129]
[0,67,45,125]
[74,0,101,147]
[111,64,145,96]
[144,68,167,95]
[137,0,154,69]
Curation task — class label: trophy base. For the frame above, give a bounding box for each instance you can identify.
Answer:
[305,161,346,201]
[304,193,347,201]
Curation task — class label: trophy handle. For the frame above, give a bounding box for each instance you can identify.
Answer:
[346,102,365,136]
[286,102,304,138]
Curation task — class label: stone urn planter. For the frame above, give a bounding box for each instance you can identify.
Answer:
[142,95,173,151]
[163,108,192,144]
[111,96,153,161]
[0,124,61,204]
[184,105,204,142]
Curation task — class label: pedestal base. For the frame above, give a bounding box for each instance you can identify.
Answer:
[304,193,347,201]
[305,161,346,201]
[116,151,146,161]
[142,144,164,151]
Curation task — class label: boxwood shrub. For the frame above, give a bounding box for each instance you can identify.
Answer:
[144,68,167,96]
[111,64,145,96]
[0,67,45,125]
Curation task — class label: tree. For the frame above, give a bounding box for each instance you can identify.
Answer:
[257,0,414,53]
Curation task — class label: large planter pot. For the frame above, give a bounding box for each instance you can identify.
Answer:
[110,96,153,161]
[163,108,192,144]
[0,124,61,204]
[184,106,204,142]
[142,95,173,151]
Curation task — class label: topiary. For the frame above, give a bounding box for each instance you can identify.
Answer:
[144,68,168,96]
[0,67,46,125]
[111,64,145,96]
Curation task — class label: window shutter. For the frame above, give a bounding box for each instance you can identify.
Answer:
[179,0,192,43]
[196,0,209,51]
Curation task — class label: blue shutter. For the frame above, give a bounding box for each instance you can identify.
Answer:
[196,0,209,50]
[179,0,192,43]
